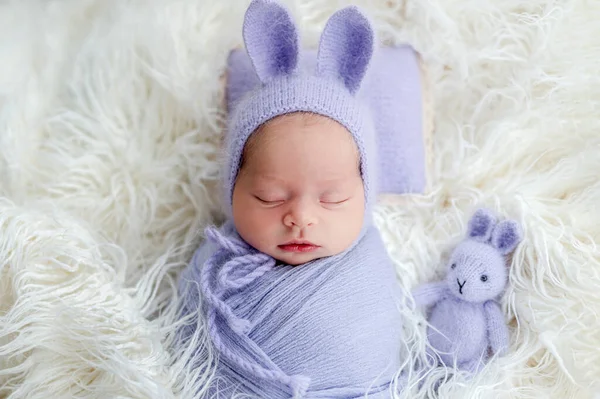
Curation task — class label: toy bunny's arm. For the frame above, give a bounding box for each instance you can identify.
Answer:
[411,282,448,308]
[484,300,509,356]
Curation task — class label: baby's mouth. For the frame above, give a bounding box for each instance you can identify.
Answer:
[278,241,320,253]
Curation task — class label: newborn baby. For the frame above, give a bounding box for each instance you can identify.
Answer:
[177,1,405,397]
[233,112,366,266]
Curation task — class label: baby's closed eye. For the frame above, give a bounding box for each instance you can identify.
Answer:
[254,195,284,204]
[320,192,350,205]
[253,190,287,205]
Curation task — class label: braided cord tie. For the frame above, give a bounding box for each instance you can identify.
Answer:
[200,226,311,398]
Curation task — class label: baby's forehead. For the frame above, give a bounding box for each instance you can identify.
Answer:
[264,112,334,128]
[236,114,360,179]
[247,113,355,151]
[234,112,362,185]
[256,113,342,140]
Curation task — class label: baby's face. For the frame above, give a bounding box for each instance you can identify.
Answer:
[232,113,365,265]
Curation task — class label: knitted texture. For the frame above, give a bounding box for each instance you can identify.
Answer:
[178,221,404,398]
[412,208,522,373]
[222,0,378,219]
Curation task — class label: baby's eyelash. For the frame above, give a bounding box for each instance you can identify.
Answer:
[254,195,284,204]
[321,198,350,205]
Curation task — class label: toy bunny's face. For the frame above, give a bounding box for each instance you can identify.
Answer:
[445,241,508,302]
[445,208,523,303]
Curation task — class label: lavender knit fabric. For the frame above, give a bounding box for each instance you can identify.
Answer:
[177,1,405,398]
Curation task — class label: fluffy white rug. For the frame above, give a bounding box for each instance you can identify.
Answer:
[0,0,599,398]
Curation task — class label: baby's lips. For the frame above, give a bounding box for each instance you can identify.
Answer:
[278,243,320,253]
[279,239,318,246]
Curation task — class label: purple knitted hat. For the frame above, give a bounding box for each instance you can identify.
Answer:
[223,0,378,217]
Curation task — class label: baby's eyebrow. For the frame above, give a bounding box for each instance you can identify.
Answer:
[251,172,359,190]
[252,174,285,183]
[319,176,357,186]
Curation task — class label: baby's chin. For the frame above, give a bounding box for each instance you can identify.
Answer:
[269,246,341,266]
[272,250,325,266]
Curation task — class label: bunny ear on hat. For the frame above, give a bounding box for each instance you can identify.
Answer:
[243,0,375,92]
[243,0,299,83]
[316,6,374,94]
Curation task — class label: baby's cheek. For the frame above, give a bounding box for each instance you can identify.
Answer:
[332,205,364,250]
[235,205,280,246]
[250,208,281,233]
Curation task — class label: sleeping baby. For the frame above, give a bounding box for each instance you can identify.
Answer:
[177,1,406,397]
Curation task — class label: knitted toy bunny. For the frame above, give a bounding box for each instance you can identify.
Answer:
[412,208,523,373]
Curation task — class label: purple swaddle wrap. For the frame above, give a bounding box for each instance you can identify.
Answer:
[177,1,406,397]
[179,221,403,398]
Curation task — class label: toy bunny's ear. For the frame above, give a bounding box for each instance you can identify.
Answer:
[491,220,522,255]
[316,6,374,94]
[467,208,497,242]
[243,0,299,83]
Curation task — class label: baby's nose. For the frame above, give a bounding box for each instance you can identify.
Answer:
[283,199,317,228]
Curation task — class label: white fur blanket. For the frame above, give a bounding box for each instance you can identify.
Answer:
[0,0,599,398]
